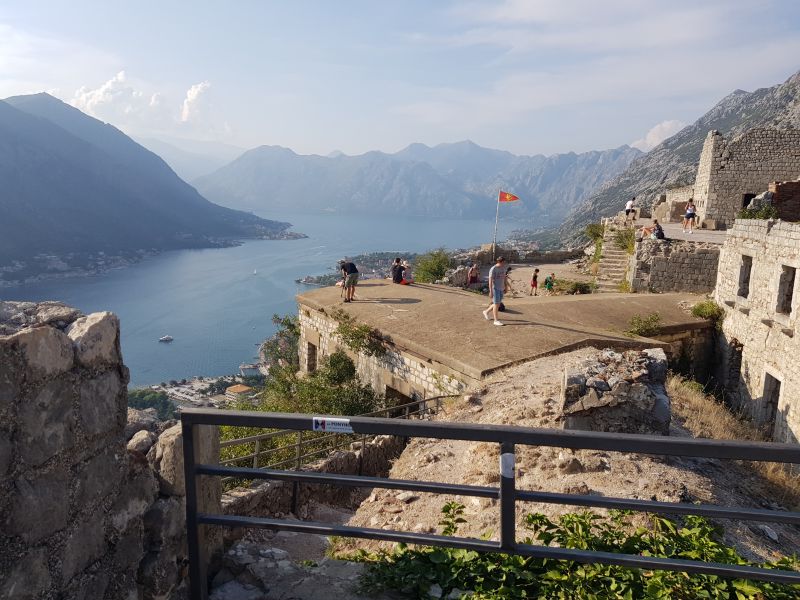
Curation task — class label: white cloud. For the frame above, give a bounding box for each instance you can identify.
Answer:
[181,81,211,122]
[631,120,687,151]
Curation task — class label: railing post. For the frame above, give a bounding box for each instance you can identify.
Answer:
[182,419,208,600]
[291,430,303,515]
[253,438,260,469]
[499,441,516,552]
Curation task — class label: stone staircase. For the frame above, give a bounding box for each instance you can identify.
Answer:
[596,219,633,292]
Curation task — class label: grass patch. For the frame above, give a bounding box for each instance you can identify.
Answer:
[617,279,632,293]
[691,299,725,330]
[668,373,800,509]
[738,204,779,220]
[614,228,636,254]
[553,279,595,295]
[625,312,661,337]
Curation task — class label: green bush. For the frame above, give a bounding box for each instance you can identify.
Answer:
[738,204,779,220]
[691,300,725,331]
[584,223,605,242]
[127,389,176,420]
[332,308,387,357]
[614,228,636,254]
[414,248,453,283]
[357,504,800,599]
[617,279,632,293]
[260,314,300,373]
[554,279,594,295]
[626,312,662,337]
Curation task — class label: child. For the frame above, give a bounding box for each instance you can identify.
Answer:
[529,268,539,296]
[544,273,555,294]
[401,260,414,285]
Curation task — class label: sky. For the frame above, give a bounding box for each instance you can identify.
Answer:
[1,0,799,157]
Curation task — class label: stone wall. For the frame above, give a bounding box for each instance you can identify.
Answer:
[629,239,720,293]
[0,302,221,599]
[770,180,800,222]
[694,129,800,228]
[298,306,472,400]
[712,220,800,443]
[654,185,694,223]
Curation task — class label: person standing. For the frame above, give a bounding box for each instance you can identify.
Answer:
[683,199,696,234]
[543,273,555,295]
[467,263,479,288]
[529,268,540,296]
[625,197,636,222]
[339,259,359,302]
[390,257,405,284]
[482,256,508,326]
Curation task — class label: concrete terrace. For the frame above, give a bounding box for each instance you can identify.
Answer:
[297,280,710,381]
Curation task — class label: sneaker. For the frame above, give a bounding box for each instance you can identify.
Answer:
[482,309,491,320]
[688,230,693,234]
[682,229,686,233]
[493,320,504,326]
[344,299,350,303]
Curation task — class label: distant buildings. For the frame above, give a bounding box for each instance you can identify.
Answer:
[225,384,254,402]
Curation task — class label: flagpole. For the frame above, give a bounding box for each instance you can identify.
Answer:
[492,193,500,262]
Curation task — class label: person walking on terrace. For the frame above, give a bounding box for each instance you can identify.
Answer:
[683,199,697,234]
[339,259,359,303]
[482,256,508,326]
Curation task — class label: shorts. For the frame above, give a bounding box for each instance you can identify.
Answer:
[492,288,504,304]
[530,281,538,288]
[625,209,633,215]
[685,213,695,220]
[345,273,359,287]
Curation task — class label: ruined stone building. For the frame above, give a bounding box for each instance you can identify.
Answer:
[713,219,800,444]
[654,129,800,229]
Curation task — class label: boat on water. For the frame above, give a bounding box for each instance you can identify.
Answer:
[253,269,258,275]
[158,335,174,343]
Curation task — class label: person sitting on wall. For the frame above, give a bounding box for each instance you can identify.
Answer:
[640,219,665,240]
[400,260,414,285]
[467,263,480,288]
[390,257,406,284]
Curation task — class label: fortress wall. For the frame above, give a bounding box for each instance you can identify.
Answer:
[629,239,720,294]
[0,302,220,600]
[298,306,472,401]
[697,129,800,228]
[770,180,800,222]
[654,185,695,223]
[713,220,800,443]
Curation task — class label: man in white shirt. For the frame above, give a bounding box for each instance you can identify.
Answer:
[625,197,636,222]
[482,256,508,326]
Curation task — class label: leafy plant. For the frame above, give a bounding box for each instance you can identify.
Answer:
[691,299,725,330]
[617,279,632,293]
[332,308,387,357]
[357,506,800,599]
[614,228,636,254]
[260,314,300,373]
[738,204,779,220]
[127,389,176,420]
[414,248,453,283]
[626,312,662,337]
[584,223,605,242]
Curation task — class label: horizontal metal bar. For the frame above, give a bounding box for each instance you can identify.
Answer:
[516,490,800,525]
[219,428,293,448]
[196,464,500,498]
[197,513,800,585]
[181,409,800,464]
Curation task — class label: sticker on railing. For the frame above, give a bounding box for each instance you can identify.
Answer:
[500,453,515,478]
[312,417,354,433]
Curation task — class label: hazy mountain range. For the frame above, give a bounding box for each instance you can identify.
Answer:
[136,136,245,181]
[554,70,800,245]
[0,94,292,274]
[193,141,642,226]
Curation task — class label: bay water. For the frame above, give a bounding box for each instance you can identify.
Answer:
[1,212,521,386]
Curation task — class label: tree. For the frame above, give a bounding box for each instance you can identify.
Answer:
[260,314,300,373]
[414,248,452,283]
[127,389,177,420]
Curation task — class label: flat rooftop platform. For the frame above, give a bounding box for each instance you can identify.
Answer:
[632,218,728,244]
[297,281,709,380]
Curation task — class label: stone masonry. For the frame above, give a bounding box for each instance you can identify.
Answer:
[561,348,671,435]
[0,301,221,599]
[770,180,800,222]
[653,184,694,223]
[713,220,800,444]
[693,129,800,229]
[629,239,720,294]
[298,306,470,401]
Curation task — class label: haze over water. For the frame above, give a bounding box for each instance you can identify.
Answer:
[2,212,520,386]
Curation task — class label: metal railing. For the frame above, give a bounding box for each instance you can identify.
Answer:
[218,396,444,478]
[181,409,800,599]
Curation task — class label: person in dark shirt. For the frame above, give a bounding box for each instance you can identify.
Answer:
[640,219,665,240]
[390,257,405,284]
[339,259,359,302]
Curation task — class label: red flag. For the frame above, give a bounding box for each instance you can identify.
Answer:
[498,190,519,203]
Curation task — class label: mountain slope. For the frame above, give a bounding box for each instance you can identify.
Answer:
[135,136,239,181]
[557,70,800,243]
[195,141,641,224]
[0,94,291,267]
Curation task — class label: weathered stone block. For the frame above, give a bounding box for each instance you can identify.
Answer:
[128,429,158,454]
[79,370,124,438]
[75,447,124,507]
[61,518,106,581]
[110,453,158,534]
[13,326,74,379]
[67,312,120,368]
[9,471,69,542]
[125,407,159,440]
[143,496,185,550]
[18,378,76,467]
[150,424,219,497]
[0,547,52,599]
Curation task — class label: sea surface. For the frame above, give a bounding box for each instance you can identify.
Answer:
[1,212,520,386]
